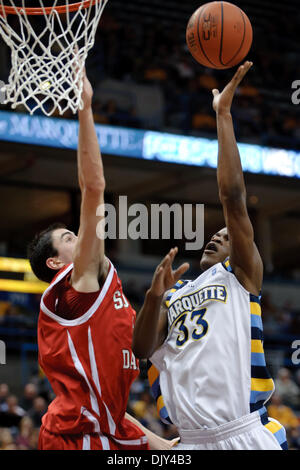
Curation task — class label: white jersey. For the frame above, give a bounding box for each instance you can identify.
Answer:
[150,258,275,432]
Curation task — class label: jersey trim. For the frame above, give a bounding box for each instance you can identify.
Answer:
[82,434,91,450]
[87,326,116,435]
[67,331,100,417]
[165,279,190,308]
[68,326,118,437]
[258,407,288,450]
[222,258,276,413]
[112,436,148,446]
[147,360,172,425]
[249,292,275,412]
[221,257,260,298]
[40,260,115,326]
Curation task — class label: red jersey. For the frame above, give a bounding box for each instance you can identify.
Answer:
[38,261,148,450]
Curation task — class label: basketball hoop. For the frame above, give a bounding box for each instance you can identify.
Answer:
[0,0,109,116]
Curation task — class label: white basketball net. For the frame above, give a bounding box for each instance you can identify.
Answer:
[0,0,108,116]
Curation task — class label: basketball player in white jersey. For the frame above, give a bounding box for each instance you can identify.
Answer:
[132,62,288,450]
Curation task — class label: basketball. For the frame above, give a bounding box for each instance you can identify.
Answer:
[186,1,253,69]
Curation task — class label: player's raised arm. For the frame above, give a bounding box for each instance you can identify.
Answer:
[132,248,189,358]
[70,69,109,292]
[212,61,263,296]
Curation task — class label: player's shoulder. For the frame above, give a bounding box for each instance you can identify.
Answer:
[51,263,73,285]
[165,279,191,308]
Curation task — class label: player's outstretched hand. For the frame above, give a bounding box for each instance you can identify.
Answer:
[72,44,93,109]
[81,67,93,109]
[212,60,253,115]
[150,247,189,297]
[72,45,94,110]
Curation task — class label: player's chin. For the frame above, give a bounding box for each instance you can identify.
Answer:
[200,252,218,272]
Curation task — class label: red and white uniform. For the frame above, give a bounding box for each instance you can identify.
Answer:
[37,261,149,450]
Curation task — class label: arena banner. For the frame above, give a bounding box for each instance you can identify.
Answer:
[0,110,299,178]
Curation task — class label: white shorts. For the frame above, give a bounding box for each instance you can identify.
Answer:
[175,410,287,450]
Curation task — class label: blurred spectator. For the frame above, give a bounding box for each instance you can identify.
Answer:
[275,368,300,409]
[0,302,10,321]
[0,394,25,416]
[276,300,294,334]
[261,292,281,336]
[0,383,9,406]
[19,383,38,412]
[198,71,218,91]
[268,393,300,449]
[27,396,47,428]
[268,393,299,432]
[192,109,216,131]
[0,302,35,328]
[144,60,168,83]
[93,100,110,124]
[15,416,35,450]
[173,54,195,80]
[27,427,40,450]
[294,369,300,391]
[289,311,300,336]
[132,398,165,437]
[131,390,152,422]
[129,378,178,440]
[237,79,259,98]
[0,428,17,450]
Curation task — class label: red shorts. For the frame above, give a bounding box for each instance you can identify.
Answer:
[38,425,149,450]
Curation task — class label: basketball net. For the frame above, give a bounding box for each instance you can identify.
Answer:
[0,0,109,116]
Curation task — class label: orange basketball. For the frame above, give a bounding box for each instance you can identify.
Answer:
[186,1,253,69]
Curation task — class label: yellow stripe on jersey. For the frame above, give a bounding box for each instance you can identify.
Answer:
[165,287,178,307]
[157,395,165,413]
[251,339,264,354]
[250,302,261,316]
[251,378,274,392]
[265,420,283,435]
[165,281,184,305]
[148,364,159,387]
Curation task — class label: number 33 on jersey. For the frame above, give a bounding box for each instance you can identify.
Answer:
[167,282,227,348]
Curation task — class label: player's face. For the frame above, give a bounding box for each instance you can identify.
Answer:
[200,227,230,271]
[51,228,78,265]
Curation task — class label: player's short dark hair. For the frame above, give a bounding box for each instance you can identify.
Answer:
[27,223,66,284]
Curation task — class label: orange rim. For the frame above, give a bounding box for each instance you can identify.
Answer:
[0,0,97,15]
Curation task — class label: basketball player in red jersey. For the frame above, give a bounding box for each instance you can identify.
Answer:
[28,69,179,451]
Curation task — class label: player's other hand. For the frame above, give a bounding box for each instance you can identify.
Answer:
[149,247,189,298]
[81,67,93,109]
[73,46,93,110]
[212,60,253,115]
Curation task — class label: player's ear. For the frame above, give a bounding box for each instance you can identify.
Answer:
[46,257,65,271]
